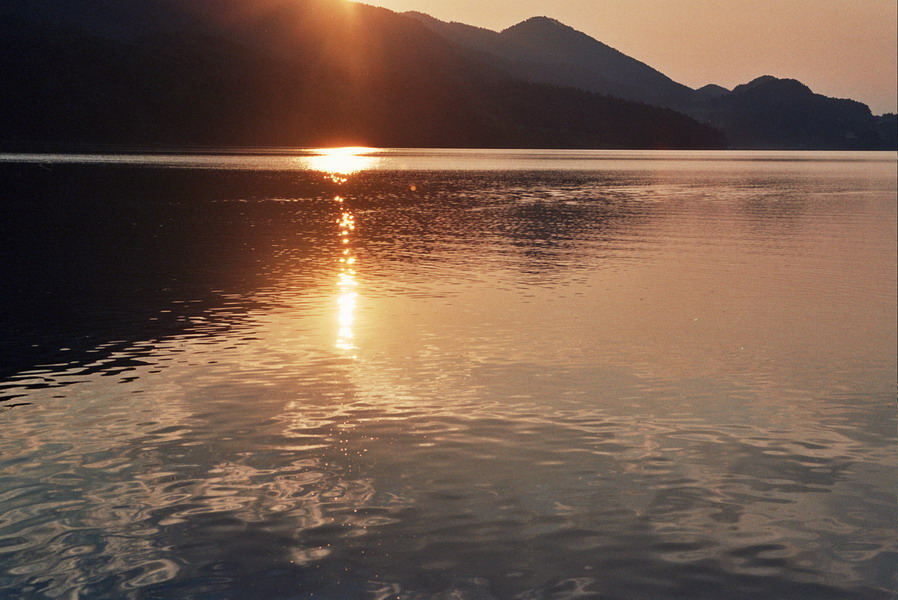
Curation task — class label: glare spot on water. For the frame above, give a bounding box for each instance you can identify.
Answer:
[302,147,382,181]
[0,151,894,599]
[335,198,360,353]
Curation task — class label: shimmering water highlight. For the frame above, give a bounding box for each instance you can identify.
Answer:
[0,150,895,599]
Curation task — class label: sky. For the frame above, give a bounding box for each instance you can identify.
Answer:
[363,0,897,115]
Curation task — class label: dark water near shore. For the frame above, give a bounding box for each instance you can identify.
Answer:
[1,150,895,599]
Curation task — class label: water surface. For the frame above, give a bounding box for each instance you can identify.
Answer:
[1,150,895,599]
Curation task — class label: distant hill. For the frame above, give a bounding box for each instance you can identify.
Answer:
[695,84,730,100]
[405,12,695,109]
[407,12,895,150]
[691,76,886,150]
[874,114,898,149]
[3,2,891,150]
[0,0,724,150]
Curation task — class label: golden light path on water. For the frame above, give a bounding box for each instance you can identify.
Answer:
[304,147,379,356]
[302,146,382,184]
[335,207,357,354]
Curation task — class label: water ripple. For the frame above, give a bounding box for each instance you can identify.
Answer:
[1,154,894,599]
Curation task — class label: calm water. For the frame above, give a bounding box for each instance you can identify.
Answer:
[1,150,895,600]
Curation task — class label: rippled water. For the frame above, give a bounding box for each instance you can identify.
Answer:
[1,150,895,599]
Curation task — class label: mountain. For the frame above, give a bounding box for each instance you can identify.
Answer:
[0,0,724,149]
[692,76,885,150]
[695,84,730,100]
[405,13,695,109]
[4,2,889,150]
[407,12,895,150]
[874,114,898,149]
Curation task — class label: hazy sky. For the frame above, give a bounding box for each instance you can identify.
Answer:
[363,0,897,114]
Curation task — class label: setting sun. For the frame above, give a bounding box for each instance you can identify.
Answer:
[303,147,382,179]
[2,0,895,597]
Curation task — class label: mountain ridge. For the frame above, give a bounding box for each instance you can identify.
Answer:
[0,0,725,149]
[406,12,894,150]
[695,75,882,149]
[1,2,892,150]
[502,16,569,32]
[405,11,696,109]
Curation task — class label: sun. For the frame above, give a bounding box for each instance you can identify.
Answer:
[303,147,381,181]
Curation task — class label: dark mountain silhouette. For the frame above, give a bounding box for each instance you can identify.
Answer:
[874,114,898,149]
[407,12,895,150]
[691,76,885,149]
[3,2,892,150]
[405,12,695,109]
[0,0,724,149]
[695,84,730,100]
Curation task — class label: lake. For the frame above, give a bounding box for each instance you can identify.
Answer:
[1,149,895,599]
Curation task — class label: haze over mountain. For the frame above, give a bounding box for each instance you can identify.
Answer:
[0,0,892,150]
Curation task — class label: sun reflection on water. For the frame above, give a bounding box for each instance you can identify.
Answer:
[305,147,381,183]
[302,148,378,356]
[335,200,359,355]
